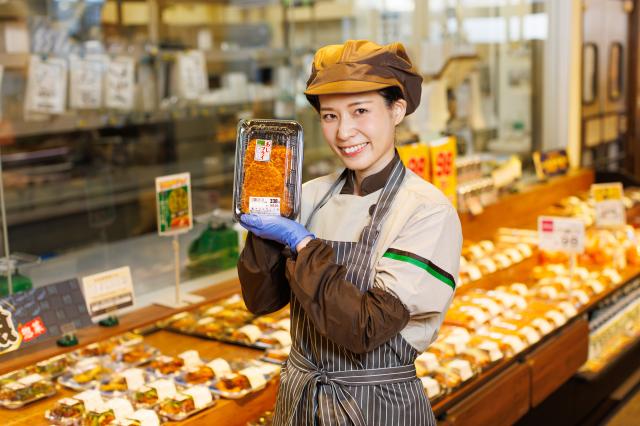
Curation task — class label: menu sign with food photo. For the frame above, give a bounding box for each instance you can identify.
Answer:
[155,173,193,236]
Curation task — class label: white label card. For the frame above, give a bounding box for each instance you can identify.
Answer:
[105,57,135,110]
[416,352,440,371]
[538,216,586,254]
[149,379,177,400]
[270,330,292,347]
[236,324,262,343]
[131,409,160,426]
[595,200,626,227]
[183,385,212,409]
[178,350,202,368]
[249,197,281,216]
[254,139,273,162]
[70,55,106,109]
[177,50,208,100]
[75,390,104,412]
[107,398,134,419]
[206,358,231,377]
[26,56,67,114]
[81,266,134,320]
[122,368,145,391]
[238,367,267,390]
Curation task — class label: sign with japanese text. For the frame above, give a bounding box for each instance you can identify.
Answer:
[25,55,67,115]
[398,142,430,180]
[533,149,569,180]
[591,182,625,227]
[538,216,585,254]
[70,55,106,109]
[81,266,135,320]
[156,173,193,236]
[105,57,135,110]
[429,136,457,208]
[177,50,208,100]
[0,279,92,356]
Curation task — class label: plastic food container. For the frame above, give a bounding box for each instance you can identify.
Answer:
[233,119,303,221]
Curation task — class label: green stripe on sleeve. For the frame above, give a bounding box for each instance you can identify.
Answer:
[382,250,456,290]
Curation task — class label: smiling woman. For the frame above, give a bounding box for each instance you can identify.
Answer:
[237,40,462,426]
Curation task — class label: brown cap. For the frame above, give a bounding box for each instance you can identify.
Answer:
[305,40,423,115]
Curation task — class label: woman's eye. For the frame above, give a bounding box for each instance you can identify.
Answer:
[355,108,368,115]
[322,114,337,121]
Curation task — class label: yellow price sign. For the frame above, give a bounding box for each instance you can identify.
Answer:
[591,183,623,202]
[397,142,430,180]
[429,136,457,208]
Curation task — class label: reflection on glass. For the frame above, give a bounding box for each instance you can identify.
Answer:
[582,43,598,104]
[608,42,623,100]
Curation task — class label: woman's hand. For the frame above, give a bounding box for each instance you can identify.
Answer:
[240,214,315,253]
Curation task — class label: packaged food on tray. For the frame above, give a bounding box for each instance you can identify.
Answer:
[178,365,215,386]
[111,344,159,365]
[83,406,116,426]
[193,317,226,337]
[76,341,117,358]
[431,367,462,392]
[262,346,291,364]
[158,386,215,421]
[0,369,28,387]
[99,368,147,396]
[0,374,56,408]
[45,397,85,425]
[60,360,114,391]
[149,356,184,376]
[456,348,492,372]
[415,352,440,377]
[253,316,291,332]
[133,379,177,408]
[165,312,198,331]
[123,409,160,426]
[228,324,264,346]
[232,119,304,221]
[36,354,71,378]
[106,397,135,420]
[212,366,269,399]
[467,337,504,362]
[420,376,444,400]
[200,305,254,326]
[257,330,292,348]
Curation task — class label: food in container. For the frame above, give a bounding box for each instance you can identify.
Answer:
[45,397,85,425]
[181,365,215,385]
[233,119,303,221]
[83,406,115,426]
[149,356,184,376]
[0,374,56,408]
[36,354,70,378]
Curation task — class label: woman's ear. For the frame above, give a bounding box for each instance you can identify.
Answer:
[392,98,407,125]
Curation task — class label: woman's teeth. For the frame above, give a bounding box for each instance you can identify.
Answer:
[342,143,367,155]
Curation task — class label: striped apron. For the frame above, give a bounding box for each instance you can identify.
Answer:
[273,160,436,426]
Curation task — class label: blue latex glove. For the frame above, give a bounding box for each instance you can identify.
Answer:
[240,214,315,253]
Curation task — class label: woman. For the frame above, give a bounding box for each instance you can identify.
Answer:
[238,40,462,426]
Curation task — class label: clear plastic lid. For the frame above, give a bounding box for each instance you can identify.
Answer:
[232,119,303,221]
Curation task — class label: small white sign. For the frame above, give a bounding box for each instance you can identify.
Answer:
[538,216,585,254]
[254,139,273,162]
[121,368,145,391]
[149,379,177,400]
[178,350,202,368]
[81,266,134,320]
[25,56,67,115]
[249,197,281,216]
[155,172,193,236]
[592,182,626,227]
[75,390,104,412]
[183,385,212,409]
[70,55,106,109]
[206,358,231,378]
[105,57,135,110]
[177,50,208,100]
[238,367,267,390]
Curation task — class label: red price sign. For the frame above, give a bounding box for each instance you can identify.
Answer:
[435,151,454,177]
[19,317,47,343]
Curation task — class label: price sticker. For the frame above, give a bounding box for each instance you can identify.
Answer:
[538,216,585,254]
[591,183,625,227]
[81,267,134,320]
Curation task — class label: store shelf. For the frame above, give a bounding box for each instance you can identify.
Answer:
[0,52,29,69]
[577,333,640,382]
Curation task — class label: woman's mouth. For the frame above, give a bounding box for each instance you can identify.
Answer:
[339,142,368,157]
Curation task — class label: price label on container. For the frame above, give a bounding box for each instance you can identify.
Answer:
[81,267,135,320]
[105,57,135,110]
[25,55,67,115]
[538,216,585,254]
[591,183,626,227]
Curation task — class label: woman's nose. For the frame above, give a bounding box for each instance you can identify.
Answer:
[337,116,357,141]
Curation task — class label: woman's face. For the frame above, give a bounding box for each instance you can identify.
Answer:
[318,91,407,176]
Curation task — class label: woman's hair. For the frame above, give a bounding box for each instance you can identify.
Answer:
[306,86,405,112]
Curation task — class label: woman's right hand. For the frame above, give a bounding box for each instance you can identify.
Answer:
[240,214,315,253]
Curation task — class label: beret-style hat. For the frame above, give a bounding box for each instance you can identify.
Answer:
[305,40,423,115]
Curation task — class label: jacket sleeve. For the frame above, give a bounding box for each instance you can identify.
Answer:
[237,232,290,315]
[285,239,410,354]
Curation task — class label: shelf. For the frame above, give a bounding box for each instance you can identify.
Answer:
[0,52,29,69]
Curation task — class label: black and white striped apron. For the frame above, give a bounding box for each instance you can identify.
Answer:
[273,160,436,426]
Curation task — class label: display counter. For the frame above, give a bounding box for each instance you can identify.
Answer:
[2,168,639,426]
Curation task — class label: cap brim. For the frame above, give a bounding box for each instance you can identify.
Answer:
[304,80,394,96]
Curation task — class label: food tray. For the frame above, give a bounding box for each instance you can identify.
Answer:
[232,119,304,221]
[0,386,57,409]
[43,410,82,426]
[158,398,217,421]
[210,383,265,400]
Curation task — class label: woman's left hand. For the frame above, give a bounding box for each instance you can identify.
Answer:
[240,214,315,253]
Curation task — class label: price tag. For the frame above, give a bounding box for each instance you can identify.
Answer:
[178,350,202,368]
[18,374,43,385]
[155,173,193,236]
[249,197,281,216]
[236,324,262,343]
[75,390,104,412]
[429,137,458,208]
[538,216,585,254]
[591,183,625,227]
[131,409,160,426]
[416,352,440,371]
[177,50,208,100]
[70,55,106,109]
[206,358,231,377]
[122,368,145,391]
[81,267,134,320]
[25,56,67,115]
[397,142,430,180]
[183,385,212,409]
[105,57,135,110]
[420,376,441,398]
[254,139,273,162]
[107,398,134,419]
[269,330,292,347]
[149,379,177,400]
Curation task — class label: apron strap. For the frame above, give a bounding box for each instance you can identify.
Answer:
[304,168,349,229]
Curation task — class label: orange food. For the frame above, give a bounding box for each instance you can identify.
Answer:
[241,139,292,216]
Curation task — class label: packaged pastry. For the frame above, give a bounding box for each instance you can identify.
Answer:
[106,398,134,420]
[415,352,440,377]
[83,406,115,426]
[443,360,474,382]
[193,317,225,337]
[149,356,184,376]
[431,367,462,392]
[262,346,291,364]
[257,330,292,348]
[180,365,215,385]
[99,368,146,396]
[126,409,160,426]
[158,385,215,421]
[76,341,117,358]
[0,374,56,408]
[45,397,85,425]
[133,380,177,408]
[233,119,303,220]
[166,312,197,331]
[213,366,268,399]
[457,348,492,372]
[112,344,159,365]
[229,324,263,346]
[36,354,70,378]
[420,376,443,400]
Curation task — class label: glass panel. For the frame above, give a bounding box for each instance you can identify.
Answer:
[608,42,623,100]
[582,43,598,104]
